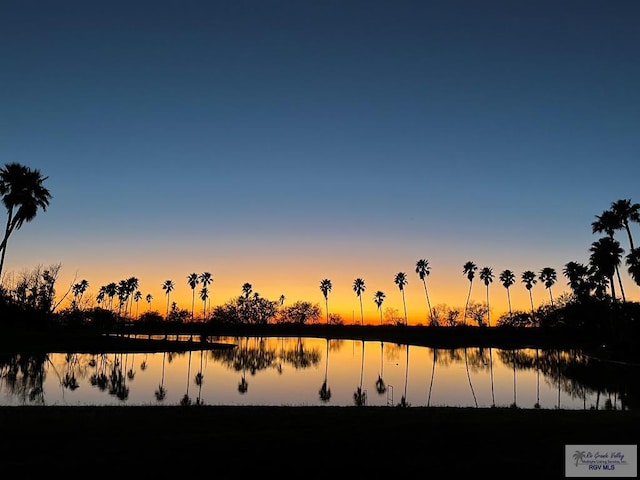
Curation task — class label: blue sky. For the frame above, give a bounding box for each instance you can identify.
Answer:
[1,1,639,322]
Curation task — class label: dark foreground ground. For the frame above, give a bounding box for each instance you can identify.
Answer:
[1,406,637,476]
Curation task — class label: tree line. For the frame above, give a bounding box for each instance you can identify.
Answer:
[1,162,639,333]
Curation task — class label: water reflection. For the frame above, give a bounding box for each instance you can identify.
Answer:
[0,336,636,409]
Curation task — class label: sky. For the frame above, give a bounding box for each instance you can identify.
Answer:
[1,0,639,324]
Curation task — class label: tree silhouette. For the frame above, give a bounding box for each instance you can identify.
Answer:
[199,272,213,316]
[199,287,209,320]
[479,267,493,326]
[521,271,537,321]
[373,290,385,325]
[145,293,153,311]
[538,267,557,306]
[590,237,624,301]
[627,248,640,287]
[352,278,366,325]
[415,259,434,325]
[592,210,627,301]
[610,198,639,251]
[563,261,591,301]
[499,269,516,315]
[394,272,408,326]
[0,163,52,279]
[319,279,332,324]
[462,261,477,325]
[133,290,142,319]
[187,273,199,321]
[161,280,175,318]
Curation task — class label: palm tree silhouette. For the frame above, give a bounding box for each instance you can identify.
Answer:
[499,269,516,316]
[521,271,537,322]
[319,338,331,402]
[375,340,386,395]
[373,290,385,325]
[161,279,175,318]
[133,290,142,320]
[610,198,639,250]
[352,278,366,325]
[155,352,167,402]
[353,340,366,406]
[0,162,52,279]
[187,273,199,321]
[399,344,410,407]
[199,287,209,320]
[145,293,153,311]
[242,282,252,298]
[590,237,624,301]
[627,248,640,287]
[464,347,478,408]
[563,261,591,300]
[592,210,627,300]
[198,272,213,316]
[538,267,557,306]
[462,261,477,325]
[415,259,434,325]
[394,272,408,326]
[427,347,437,407]
[319,279,332,324]
[479,267,494,326]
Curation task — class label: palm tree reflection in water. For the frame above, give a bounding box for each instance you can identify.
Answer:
[195,350,205,405]
[398,344,410,407]
[319,338,331,402]
[155,352,167,402]
[427,347,436,407]
[464,347,478,408]
[353,340,366,406]
[181,350,193,405]
[375,341,386,396]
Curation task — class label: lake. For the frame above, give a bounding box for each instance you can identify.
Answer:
[0,335,631,409]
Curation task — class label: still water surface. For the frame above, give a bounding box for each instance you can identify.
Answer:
[0,336,627,409]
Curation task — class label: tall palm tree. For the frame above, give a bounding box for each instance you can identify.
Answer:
[242,282,253,298]
[394,272,408,326]
[199,287,209,319]
[415,259,434,325]
[592,210,627,301]
[0,163,52,279]
[563,261,591,300]
[125,277,139,317]
[538,267,557,306]
[145,293,153,311]
[373,290,385,325]
[133,290,142,319]
[187,273,199,321]
[198,272,213,316]
[626,248,640,287]
[479,267,494,326]
[462,261,477,325]
[499,269,516,315]
[319,279,332,324]
[161,280,175,318]
[610,198,639,251]
[521,270,537,320]
[352,278,366,325]
[590,237,624,301]
[105,282,117,311]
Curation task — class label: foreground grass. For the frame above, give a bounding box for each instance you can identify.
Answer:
[1,406,637,475]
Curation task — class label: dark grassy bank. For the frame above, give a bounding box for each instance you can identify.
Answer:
[1,405,637,475]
